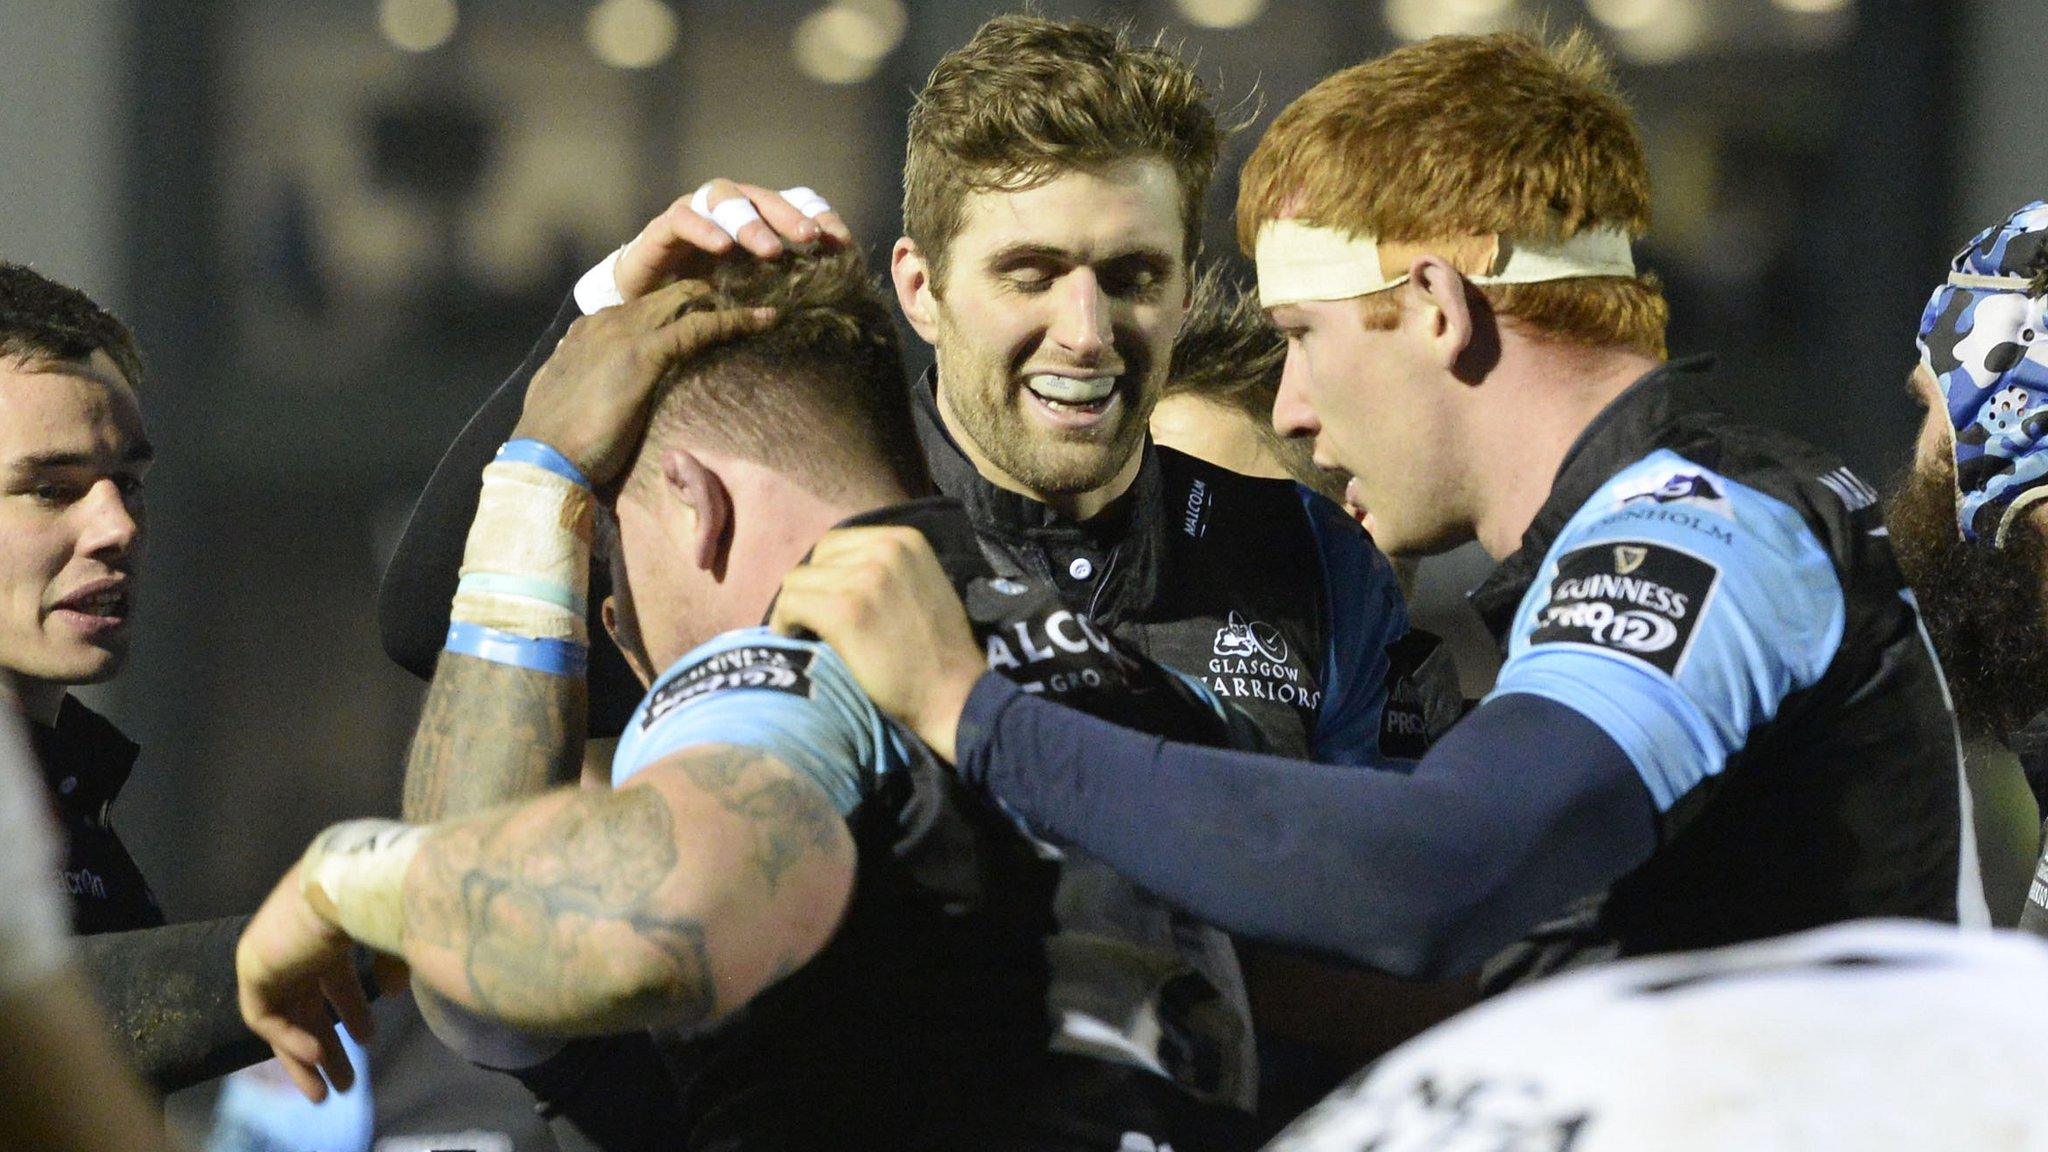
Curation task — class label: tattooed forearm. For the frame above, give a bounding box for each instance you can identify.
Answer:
[400,745,853,1036]
[403,650,587,823]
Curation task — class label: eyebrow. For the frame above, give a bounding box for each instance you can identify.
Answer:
[984,241,1176,267]
[11,441,157,471]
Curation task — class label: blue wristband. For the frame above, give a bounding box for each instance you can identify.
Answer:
[445,621,589,679]
[495,439,591,489]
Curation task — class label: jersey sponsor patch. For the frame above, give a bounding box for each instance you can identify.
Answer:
[1610,466,1734,518]
[1528,541,1720,675]
[640,644,816,730]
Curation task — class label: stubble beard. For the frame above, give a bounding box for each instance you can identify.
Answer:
[934,317,1155,503]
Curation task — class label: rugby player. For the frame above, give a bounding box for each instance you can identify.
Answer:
[241,250,1276,1150]
[1882,201,2048,932]
[377,14,1449,1131]
[0,263,284,1088]
[774,31,1982,988]
[0,263,559,1146]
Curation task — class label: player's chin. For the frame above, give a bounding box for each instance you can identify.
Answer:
[1024,437,1138,494]
[43,639,129,686]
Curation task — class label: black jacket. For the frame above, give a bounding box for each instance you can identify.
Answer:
[30,697,273,1090]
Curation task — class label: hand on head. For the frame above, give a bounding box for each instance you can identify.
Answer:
[613,180,855,301]
[770,526,986,761]
[511,279,777,492]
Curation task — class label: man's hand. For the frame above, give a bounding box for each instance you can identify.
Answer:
[234,863,377,1103]
[770,527,986,761]
[511,278,776,490]
[613,180,855,301]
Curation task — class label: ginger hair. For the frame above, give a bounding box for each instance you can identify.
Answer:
[1237,31,1667,357]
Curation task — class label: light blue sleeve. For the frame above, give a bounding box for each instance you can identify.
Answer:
[1300,486,1406,765]
[1487,450,1846,812]
[610,627,895,816]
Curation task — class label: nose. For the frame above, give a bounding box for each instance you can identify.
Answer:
[1272,344,1320,440]
[1048,269,1112,363]
[77,479,143,560]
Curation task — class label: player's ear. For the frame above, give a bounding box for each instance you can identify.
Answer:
[600,595,657,688]
[660,447,732,575]
[1410,255,1497,383]
[1409,257,1472,359]
[892,237,940,344]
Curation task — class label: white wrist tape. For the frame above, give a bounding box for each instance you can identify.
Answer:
[575,245,628,315]
[1254,219,1637,308]
[301,819,427,955]
[452,461,593,642]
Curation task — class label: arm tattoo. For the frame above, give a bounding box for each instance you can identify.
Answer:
[405,746,849,1034]
[403,650,587,822]
[676,747,844,895]
[412,786,716,1033]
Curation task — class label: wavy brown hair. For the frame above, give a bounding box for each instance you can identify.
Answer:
[903,13,1223,291]
[640,250,928,502]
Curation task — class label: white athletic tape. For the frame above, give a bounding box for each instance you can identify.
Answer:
[452,461,592,642]
[301,819,427,955]
[709,197,764,240]
[779,186,832,220]
[690,184,765,241]
[1255,220,1637,308]
[575,245,628,315]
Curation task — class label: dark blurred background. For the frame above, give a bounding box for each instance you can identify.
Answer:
[0,0,2035,970]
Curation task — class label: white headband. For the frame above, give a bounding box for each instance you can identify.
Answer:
[1254,219,1638,308]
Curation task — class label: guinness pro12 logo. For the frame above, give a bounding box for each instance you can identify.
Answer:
[1528,540,1720,675]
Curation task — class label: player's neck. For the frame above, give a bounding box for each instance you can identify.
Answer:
[726,469,913,623]
[1149,395,1292,480]
[1,671,64,728]
[1469,342,1662,559]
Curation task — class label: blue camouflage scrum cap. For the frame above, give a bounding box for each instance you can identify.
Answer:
[1917,201,2048,546]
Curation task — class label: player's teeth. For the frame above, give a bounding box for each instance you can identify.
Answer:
[1027,374,1116,404]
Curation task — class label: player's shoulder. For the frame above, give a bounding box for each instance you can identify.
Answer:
[632,627,841,735]
[1156,444,1321,546]
[615,627,892,810]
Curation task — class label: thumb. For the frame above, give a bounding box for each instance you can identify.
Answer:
[655,306,778,363]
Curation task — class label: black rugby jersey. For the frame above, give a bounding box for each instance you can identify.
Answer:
[1467,358,1982,988]
[515,497,1264,1151]
[30,696,164,936]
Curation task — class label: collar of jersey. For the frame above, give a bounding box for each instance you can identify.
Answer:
[1466,354,1721,641]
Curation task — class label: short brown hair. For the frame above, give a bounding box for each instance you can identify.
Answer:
[0,263,145,387]
[1166,265,1283,410]
[903,13,1223,290]
[1237,31,1667,358]
[638,250,928,502]
[1165,266,1337,498]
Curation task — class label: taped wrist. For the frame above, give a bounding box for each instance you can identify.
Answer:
[299,819,427,954]
[447,439,594,676]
